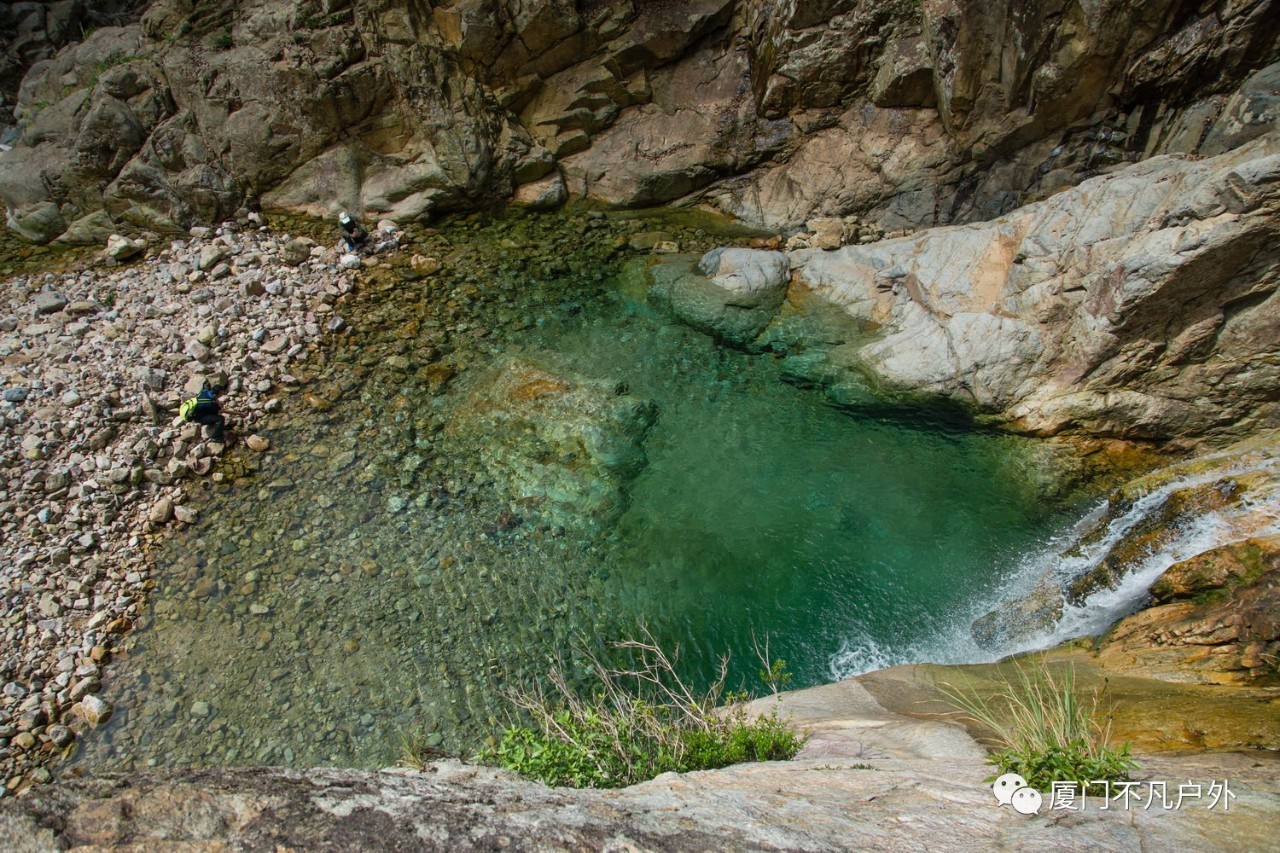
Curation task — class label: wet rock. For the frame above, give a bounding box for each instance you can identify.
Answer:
[46,726,74,748]
[1097,535,1280,685]
[1152,537,1280,602]
[648,248,791,347]
[409,255,442,278]
[971,576,1064,648]
[245,435,270,452]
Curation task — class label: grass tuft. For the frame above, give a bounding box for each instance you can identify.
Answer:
[471,628,805,788]
[941,660,1137,794]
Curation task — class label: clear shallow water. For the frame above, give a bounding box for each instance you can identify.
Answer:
[74,212,1098,772]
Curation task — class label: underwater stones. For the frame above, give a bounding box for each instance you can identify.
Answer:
[245,435,270,452]
[408,254,442,278]
[647,248,791,347]
[446,356,657,526]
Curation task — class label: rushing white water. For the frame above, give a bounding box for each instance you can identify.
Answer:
[828,455,1280,680]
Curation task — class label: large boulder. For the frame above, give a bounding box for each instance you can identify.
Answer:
[782,133,1280,440]
[647,248,791,347]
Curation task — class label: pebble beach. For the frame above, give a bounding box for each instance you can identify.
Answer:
[0,214,382,794]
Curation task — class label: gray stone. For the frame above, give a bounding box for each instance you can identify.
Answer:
[2,387,28,403]
[33,292,68,315]
[6,202,66,244]
[104,234,146,261]
[280,238,313,266]
[261,336,289,355]
[198,245,229,271]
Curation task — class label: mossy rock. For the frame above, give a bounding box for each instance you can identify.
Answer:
[1151,536,1280,603]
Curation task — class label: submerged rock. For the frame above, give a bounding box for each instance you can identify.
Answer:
[647,248,791,347]
[446,356,657,526]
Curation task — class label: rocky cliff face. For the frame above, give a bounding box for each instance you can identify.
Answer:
[1,0,1278,244]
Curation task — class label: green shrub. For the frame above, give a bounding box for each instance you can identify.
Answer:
[476,631,805,788]
[942,660,1137,795]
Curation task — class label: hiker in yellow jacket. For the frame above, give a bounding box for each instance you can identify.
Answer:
[180,383,232,443]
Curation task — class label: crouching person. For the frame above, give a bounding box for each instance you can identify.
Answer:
[180,383,229,443]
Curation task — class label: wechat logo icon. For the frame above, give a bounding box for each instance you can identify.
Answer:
[992,773,1042,816]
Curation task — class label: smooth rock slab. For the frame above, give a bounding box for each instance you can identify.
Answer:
[0,750,1276,852]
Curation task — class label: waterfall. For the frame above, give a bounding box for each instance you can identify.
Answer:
[829,452,1280,680]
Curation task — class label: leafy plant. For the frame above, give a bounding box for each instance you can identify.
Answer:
[941,660,1137,795]
[475,628,805,788]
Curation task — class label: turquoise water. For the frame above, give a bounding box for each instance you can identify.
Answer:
[75,212,1094,771]
[519,294,1078,689]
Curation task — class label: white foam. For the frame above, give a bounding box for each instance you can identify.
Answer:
[828,455,1280,679]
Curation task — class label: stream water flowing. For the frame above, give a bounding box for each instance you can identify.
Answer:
[73,211,1125,772]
